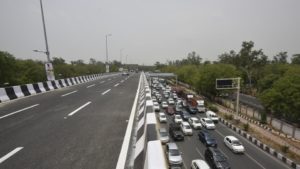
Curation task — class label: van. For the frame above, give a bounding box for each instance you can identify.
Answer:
[206,111,219,123]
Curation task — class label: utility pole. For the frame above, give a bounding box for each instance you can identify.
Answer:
[105,34,112,73]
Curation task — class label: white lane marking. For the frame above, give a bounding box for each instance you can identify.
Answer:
[114,83,119,87]
[68,101,91,116]
[116,74,142,169]
[120,80,124,83]
[0,104,39,120]
[245,153,267,169]
[0,147,23,164]
[87,84,95,88]
[101,89,111,95]
[196,148,204,159]
[108,78,111,81]
[100,81,105,84]
[61,90,77,97]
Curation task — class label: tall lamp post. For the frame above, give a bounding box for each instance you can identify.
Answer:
[105,34,112,73]
[34,0,55,80]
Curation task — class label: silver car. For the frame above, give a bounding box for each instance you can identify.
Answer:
[166,143,183,167]
[159,128,169,144]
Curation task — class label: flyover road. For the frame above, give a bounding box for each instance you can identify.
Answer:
[0,73,139,169]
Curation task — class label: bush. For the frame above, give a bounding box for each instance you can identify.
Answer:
[243,123,250,131]
[281,145,289,153]
[224,114,233,120]
[260,112,267,124]
[208,105,219,112]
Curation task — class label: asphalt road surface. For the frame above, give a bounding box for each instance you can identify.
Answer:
[0,73,139,169]
[156,95,290,169]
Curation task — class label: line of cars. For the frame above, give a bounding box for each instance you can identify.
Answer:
[151,78,245,169]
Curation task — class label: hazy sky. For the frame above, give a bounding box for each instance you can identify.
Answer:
[0,0,299,65]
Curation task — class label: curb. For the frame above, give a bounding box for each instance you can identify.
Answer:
[219,118,300,169]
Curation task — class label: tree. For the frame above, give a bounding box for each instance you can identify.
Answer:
[0,51,18,86]
[52,57,66,65]
[272,52,288,64]
[89,58,97,65]
[291,54,300,64]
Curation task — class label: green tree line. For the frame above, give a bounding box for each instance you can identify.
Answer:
[157,41,300,123]
[0,51,121,87]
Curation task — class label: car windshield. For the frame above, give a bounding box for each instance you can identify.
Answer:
[161,115,166,118]
[232,140,242,146]
[169,149,180,156]
[206,119,213,124]
[215,155,227,162]
[175,116,181,119]
[160,131,168,137]
[184,125,191,129]
[207,138,215,142]
[193,119,200,123]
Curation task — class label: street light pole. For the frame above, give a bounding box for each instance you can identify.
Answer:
[39,0,55,80]
[105,34,112,73]
[120,49,123,64]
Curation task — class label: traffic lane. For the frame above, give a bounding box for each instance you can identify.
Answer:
[0,74,119,117]
[0,75,123,133]
[0,74,139,169]
[0,74,123,118]
[0,74,128,161]
[215,122,290,169]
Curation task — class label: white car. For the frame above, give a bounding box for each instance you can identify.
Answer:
[180,122,193,135]
[224,136,245,153]
[188,117,202,129]
[206,110,219,123]
[153,102,160,112]
[200,118,215,129]
[174,115,183,124]
[191,159,210,169]
[161,101,168,108]
[159,112,167,123]
[168,98,175,104]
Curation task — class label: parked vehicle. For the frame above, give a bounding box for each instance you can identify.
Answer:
[206,111,219,123]
[174,115,183,124]
[205,147,230,169]
[159,128,169,144]
[168,98,175,104]
[153,101,160,112]
[191,159,210,169]
[186,106,198,114]
[180,121,193,135]
[159,112,167,123]
[200,118,216,129]
[161,101,168,108]
[166,143,183,167]
[188,117,202,129]
[179,110,191,121]
[198,130,217,147]
[224,136,245,153]
[169,123,184,141]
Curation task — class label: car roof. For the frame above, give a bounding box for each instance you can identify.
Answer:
[181,121,189,125]
[159,128,167,132]
[201,117,210,120]
[192,159,210,169]
[208,147,225,157]
[190,117,198,120]
[159,112,165,115]
[167,142,178,149]
[226,136,238,141]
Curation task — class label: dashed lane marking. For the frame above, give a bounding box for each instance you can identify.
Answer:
[0,147,23,164]
[0,104,39,120]
[61,90,77,97]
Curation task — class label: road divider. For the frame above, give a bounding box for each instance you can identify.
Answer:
[61,90,78,97]
[0,104,39,120]
[0,73,120,104]
[67,101,91,117]
[0,147,23,164]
